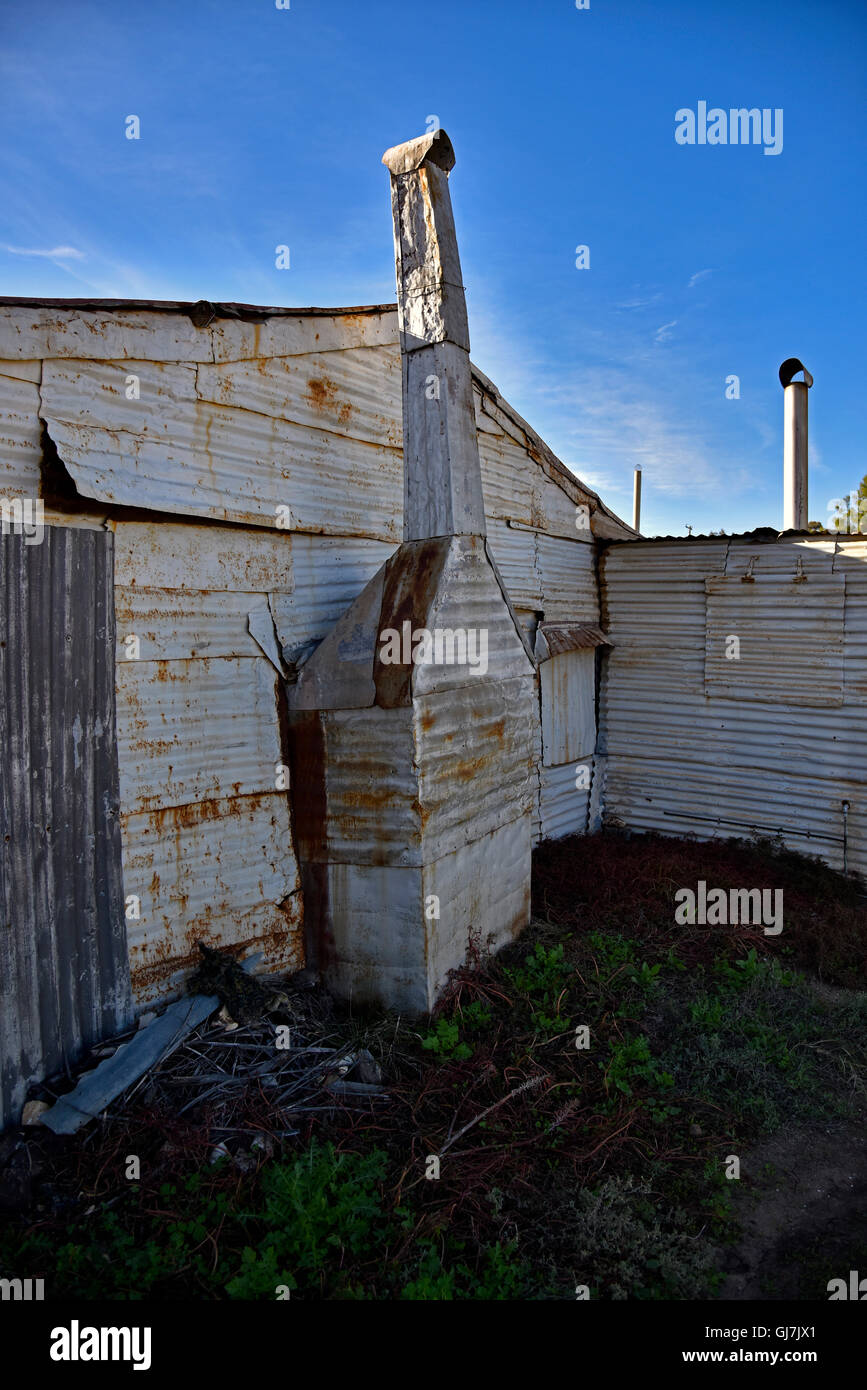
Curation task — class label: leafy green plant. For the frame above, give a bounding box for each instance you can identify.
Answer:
[226,1141,392,1298]
[603,1035,674,1099]
[420,1018,472,1060]
[503,941,572,999]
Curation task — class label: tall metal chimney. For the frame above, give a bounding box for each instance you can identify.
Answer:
[632,467,642,532]
[286,130,536,1012]
[382,129,487,542]
[779,357,813,531]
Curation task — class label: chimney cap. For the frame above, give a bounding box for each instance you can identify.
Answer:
[779,357,813,389]
[382,129,456,176]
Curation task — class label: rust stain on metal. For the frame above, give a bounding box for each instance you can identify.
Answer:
[287,711,328,865]
[304,375,352,426]
[373,537,450,707]
[130,905,302,997]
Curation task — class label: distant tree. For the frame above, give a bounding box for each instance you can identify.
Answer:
[806,520,825,532]
[828,475,867,533]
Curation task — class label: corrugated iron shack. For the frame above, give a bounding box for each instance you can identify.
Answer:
[3,128,863,1129]
[0,290,632,1126]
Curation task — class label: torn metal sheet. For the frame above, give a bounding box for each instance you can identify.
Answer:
[248,602,287,677]
[40,358,403,539]
[41,993,220,1134]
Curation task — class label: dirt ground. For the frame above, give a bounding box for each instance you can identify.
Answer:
[721,1119,867,1300]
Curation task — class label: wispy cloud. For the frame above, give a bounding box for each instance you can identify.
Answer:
[688,268,713,288]
[2,244,85,260]
[615,292,663,310]
[532,368,721,502]
[654,320,677,343]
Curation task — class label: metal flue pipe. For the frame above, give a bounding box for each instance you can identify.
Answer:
[632,467,642,532]
[780,358,813,531]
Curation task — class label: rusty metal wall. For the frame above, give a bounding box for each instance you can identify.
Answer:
[0,302,632,1022]
[0,526,133,1129]
[110,518,304,1004]
[598,534,867,878]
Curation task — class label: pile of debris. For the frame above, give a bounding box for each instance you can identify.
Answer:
[28,945,388,1150]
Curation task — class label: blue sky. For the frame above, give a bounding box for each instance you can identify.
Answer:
[1,0,864,535]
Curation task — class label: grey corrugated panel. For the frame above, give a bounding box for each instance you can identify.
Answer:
[122,799,302,1005]
[704,577,845,707]
[598,535,867,880]
[271,533,397,661]
[536,532,599,620]
[115,656,285,814]
[485,518,541,611]
[601,756,851,871]
[1,526,132,1129]
[539,761,592,841]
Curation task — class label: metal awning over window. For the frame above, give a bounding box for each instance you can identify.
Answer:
[534,622,612,662]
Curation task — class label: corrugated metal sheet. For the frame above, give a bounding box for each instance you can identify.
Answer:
[116,587,271,661]
[111,518,293,591]
[414,676,537,859]
[40,357,404,540]
[0,303,399,363]
[123,797,302,1004]
[598,535,867,879]
[538,759,592,842]
[1,526,133,1128]
[196,347,402,447]
[536,531,599,620]
[705,576,845,706]
[116,657,284,812]
[486,518,542,611]
[272,533,397,663]
[485,520,598,623]
[109,518,303,1003]
[540,650,596,766]
[0,368,42,498]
